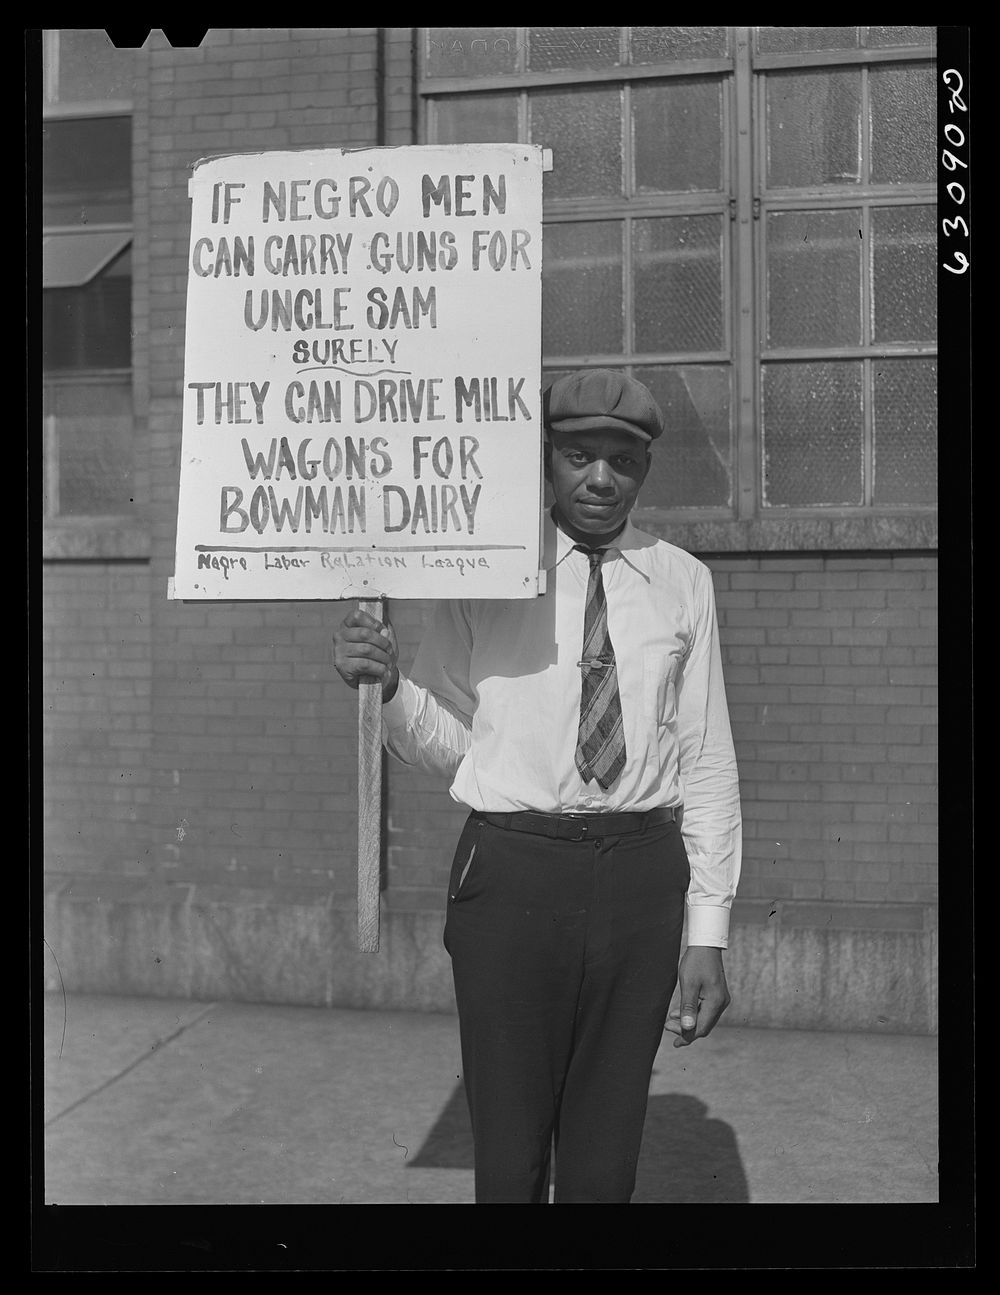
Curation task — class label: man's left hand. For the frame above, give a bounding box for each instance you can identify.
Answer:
[664,946,731,1048]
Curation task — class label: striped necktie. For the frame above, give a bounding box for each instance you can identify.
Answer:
[574,546,627,790]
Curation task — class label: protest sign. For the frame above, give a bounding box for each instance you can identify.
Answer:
[169,144,548,951]
[170,144,546,603]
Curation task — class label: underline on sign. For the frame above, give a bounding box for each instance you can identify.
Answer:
[194,544,528,553]
[294,366,414,377]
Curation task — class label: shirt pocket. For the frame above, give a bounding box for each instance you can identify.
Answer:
[644,651,679,733]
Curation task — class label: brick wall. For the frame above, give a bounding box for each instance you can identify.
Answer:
[383,29,417,145]
[42,30,938,1030]
[42,565,152,877]
[142,26,380,892]
[45,29,403,1004]
[712,554,938,910]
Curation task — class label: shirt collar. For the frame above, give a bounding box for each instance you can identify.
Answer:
[542,510,651,581]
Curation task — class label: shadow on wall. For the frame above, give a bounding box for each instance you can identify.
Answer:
[409,1084,749,1204]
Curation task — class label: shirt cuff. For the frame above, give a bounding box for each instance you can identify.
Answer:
[685,902,731,949]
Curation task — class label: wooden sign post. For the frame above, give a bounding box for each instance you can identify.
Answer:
[356,598,385,951]
[170,144,548,951]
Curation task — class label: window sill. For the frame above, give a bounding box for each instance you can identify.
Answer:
[631,509,937,554]
[43,517,150,561]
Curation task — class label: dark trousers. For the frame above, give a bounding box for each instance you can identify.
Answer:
[443,812,689,1203]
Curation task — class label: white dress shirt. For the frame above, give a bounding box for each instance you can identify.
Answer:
[382,512,742,947]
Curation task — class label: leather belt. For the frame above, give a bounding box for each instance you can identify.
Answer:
[474,805,677,842]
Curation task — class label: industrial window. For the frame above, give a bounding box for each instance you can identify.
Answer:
[42,31,136,528]
[418,26,937,536]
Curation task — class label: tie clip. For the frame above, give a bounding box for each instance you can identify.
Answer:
[578,658,612,669]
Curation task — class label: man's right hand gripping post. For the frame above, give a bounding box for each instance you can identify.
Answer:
[332,606,400,703]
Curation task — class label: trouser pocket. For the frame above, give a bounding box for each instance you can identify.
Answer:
[448,815,483,903]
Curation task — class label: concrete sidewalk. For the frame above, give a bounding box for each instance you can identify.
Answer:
[40,992,938,1206]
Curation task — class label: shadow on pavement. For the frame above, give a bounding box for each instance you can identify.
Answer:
[408,1082,472,1169]
[409,1084,748,1203]
[632,1094,749,1203]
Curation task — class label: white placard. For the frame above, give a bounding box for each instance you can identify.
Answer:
[170,144,546,601]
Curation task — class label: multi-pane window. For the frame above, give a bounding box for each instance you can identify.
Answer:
[419,26,936,522]
[757,33,936,508]
[42,31,136,522]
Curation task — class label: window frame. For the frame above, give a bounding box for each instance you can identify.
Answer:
[752,50,937,516]
[416,25,938,552]
[41,31,146,559]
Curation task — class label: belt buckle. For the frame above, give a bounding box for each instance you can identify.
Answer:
[563,814,589,841]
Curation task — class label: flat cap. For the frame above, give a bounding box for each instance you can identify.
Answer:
[543,369,663,443]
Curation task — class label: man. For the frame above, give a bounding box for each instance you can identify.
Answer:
[333,370,741,1203]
